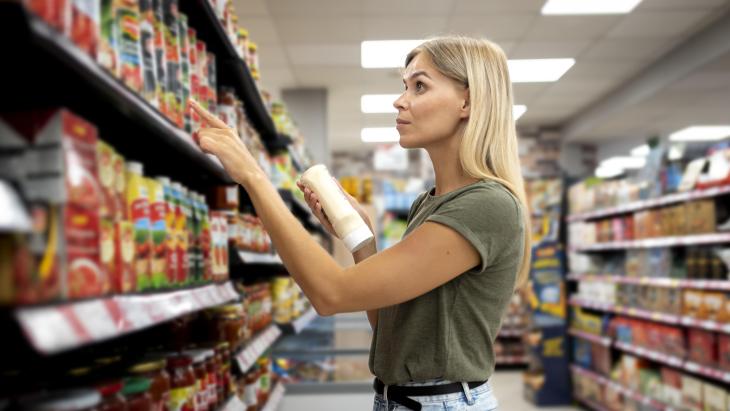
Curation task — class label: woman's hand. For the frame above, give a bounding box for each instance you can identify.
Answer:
[189,98,263,187]
[296,179,374,238]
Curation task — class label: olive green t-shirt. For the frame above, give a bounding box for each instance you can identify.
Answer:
[368,179,525,385]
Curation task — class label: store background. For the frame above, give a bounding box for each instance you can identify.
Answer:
[1,0,730,410]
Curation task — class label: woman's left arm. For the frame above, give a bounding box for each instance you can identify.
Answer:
[191,100,480,315]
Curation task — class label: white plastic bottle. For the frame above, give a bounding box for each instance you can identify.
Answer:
[301,164,374,252]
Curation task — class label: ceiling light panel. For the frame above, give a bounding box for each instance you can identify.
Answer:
[542,0,643,15]
[513,105,527,120]
[668,126,730,142]
[508,59,575,82]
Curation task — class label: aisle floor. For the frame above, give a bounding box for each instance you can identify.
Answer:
[280,371,581,410]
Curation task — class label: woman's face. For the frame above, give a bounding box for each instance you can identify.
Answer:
[394,53,469,149]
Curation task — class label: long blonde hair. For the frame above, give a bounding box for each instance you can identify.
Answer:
[406,36,531,290]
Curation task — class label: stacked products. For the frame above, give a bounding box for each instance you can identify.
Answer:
[0,108,229,304]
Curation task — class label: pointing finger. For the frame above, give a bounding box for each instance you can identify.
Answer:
[189,98,228,129]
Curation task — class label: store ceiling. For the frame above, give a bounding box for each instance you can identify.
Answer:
[233,0,730,151]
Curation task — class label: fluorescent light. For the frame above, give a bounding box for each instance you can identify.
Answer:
[361,127,400,143]
[513,105,527,120]
[595,165,624,179]
[361,40,423,68]
[508,59,575,83]
[668,145,684,161]
[630,144,650,157]
[542,0,643,15]
[601,156,646,169]
[361,94,399,113]
[668,126,730,142]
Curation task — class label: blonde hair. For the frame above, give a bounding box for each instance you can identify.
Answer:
[406,36,531,291]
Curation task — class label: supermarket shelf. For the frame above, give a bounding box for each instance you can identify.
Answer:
[569,297,730,334]
[498,328,526,338]
[568,329,612,347]
[178,0,277,142]
[570,233,730,252]
[218,395,246,411]
[567,273,730,291]
[495,355,528,365]
[261,382,286,411]
[235,325,282,372]
[613,341,730,383]
[613,341,684,368]
[0,3,232,185]
[278,307,318,335]
[278,189,327,234]
[237,250,283,265]
[16,282,239,354]
[264,134,294,153]
[570,365,671,411]
[566,185,730,222]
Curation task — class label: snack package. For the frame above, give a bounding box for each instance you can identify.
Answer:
[125,162,152,291]
[139,0,159,107]
[116,0,144,93]
[178,14,191,132]
[97,140,117,294]
[113,220,135,292]
[146,178,167,288]
[152,0,167,117]
[70,0,100,57]
[98,0,118,74]
[163,0,182,127]
[682,375,704,411]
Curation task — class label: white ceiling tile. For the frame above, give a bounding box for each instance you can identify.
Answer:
[452,0,544,13]
[239,17,281,45]
[233,0,269,17]
[580,38,677,61]
[636,0,730,11]
[260,68,298,90]
[274,17,363,44]
[257,45,289,69]
[286,44,360,66]
[606,10,714,38]
[447,14,536,40]
[524,15,621,41]
[363,17,449,40]
[559,60,645,80]
[266,0,361,16]
[362,0,456,16]
[513,83,552,104]
[509,40,592,59]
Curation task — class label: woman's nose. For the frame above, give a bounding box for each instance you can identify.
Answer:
[393,93,407,111]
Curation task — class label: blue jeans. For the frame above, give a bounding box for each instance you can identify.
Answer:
[373,380,499,410]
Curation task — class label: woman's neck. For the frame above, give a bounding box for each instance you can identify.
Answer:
[427,137,479,196]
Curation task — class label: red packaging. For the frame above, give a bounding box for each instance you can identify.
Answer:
[187,28,200,131]
[719,334,730,372]
[25,0,71,32]
[1,109,105,300]
[206,52,217,113]
[112,151,127,221]
[113,220,135,292]
[70,0,100,57]
[688,329,718,366]
[196,40,208,110]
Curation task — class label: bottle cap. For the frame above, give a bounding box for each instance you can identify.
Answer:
[343,225,374,253]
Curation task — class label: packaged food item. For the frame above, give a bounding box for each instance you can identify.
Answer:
[125,161,152,290]
[195,40,209,110]
[152,0,167,117]
[684,290,704,318]
[197,194,213,281]
[688,329,717,366]
[180,186,195,282]
[97,141,116,294]
[701,292,726,321]
[660,367,682,407]
[301,164,374,252]
[188,350,209,410]
[157,176,178,285]
[189,192,201,283]
[139,0,159,107]
[163,0,182,127]
[179,14,192,132]
[206,52,218,113]
[686,200,716,234]
[210,211,229,281]
[719,334,730,372]
[25,0,71,33]
[112,151,127,221]
[122,377,153,411]
[98,0,118,74]
[237,28,249,61]
[146,178,167,288]
[128,359,171,410]
[96,380,127,411]
[113,220,135,293]
[187,27,200,131]
[704,383,728,411]
[70,0,100,57]
[171,182,188,284]
[116,0,144,93]
[166,354,195,411]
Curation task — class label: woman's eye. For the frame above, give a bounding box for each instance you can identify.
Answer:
[415,81,425,92]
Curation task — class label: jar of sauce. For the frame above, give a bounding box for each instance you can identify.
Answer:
[122,378,153,411]
[96,380,127,411]
[204,350,219,407]
[128,359,170,411]
[166,354,195,411]
[186,350,210,411]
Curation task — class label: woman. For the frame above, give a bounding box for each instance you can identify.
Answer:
[190,35,530,410]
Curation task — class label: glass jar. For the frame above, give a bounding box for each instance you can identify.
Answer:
[257,357,271,406]
[96,380,127,411]
[210,304,245,350]
[128,359,170,411]
[19,389,101,411]
[187,350,209,411]
[166,354,195,411]
[122,378,153,411]
[204,349,220,407]
[215,342,230,401]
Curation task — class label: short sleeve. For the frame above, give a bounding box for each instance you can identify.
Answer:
[426,185,523,272]
[406,192,428,224]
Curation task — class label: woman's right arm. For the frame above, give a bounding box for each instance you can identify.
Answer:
[297,181,379,329]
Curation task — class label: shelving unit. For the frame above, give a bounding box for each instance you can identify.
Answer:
[570,232,730,252]
[571,365,671,411]
[236,250,284,265]
[236,325,283,373]
[567,329,611,347]
[567,273,730,291]
[566,185,730,222]
[16,282,238,354]
[261,382,287,411]
[278,307,318,335]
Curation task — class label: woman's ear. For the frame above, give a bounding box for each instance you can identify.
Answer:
[459,88,470,119]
